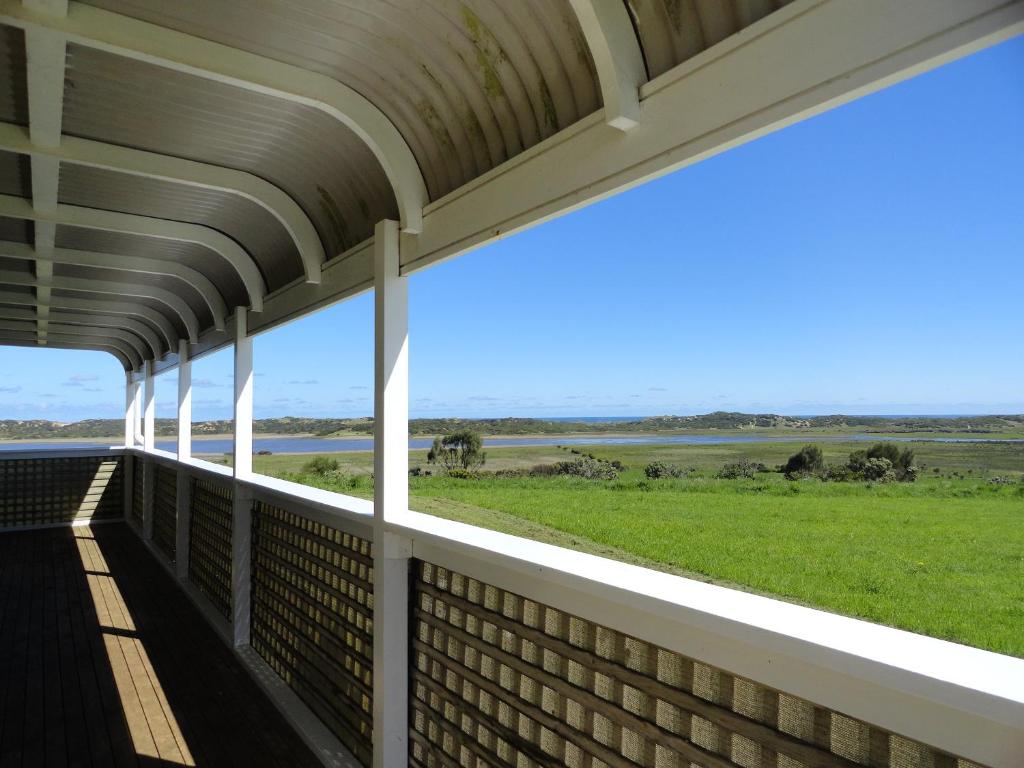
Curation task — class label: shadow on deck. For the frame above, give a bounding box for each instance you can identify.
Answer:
[0,523,321,768]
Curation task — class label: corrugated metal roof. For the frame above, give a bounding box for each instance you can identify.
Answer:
[627,0,796,79]
[0,215,32,244]
[0,149,30,198]
[58,163,300,291]
[62,44,396,260]
[0,24,27,126]
[53,261,213,329]
[53,224,249,310]
[77,0,601,201]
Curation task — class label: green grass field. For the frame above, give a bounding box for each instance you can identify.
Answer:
[247,439,1024,657]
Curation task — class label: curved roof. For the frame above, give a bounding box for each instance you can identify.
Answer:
[0,0,1012,371]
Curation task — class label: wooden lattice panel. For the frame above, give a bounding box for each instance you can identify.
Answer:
[131,456,144,526]
[188,476,233,620]
[0,454,124,529]
[153,464,177,561]
[411,562,987,768]
[251,501,374,767]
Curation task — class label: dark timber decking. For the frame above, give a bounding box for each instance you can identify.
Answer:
[0,523,322,768]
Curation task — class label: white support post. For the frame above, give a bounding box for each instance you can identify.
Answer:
[231,307,254,647]
[132,380,143,446]
[123,371,136,448]
[372,219,411,768]
[177,339,191,460]
[142,358,155,452]
[233,308,253,478]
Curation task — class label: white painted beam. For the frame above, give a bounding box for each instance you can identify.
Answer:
[0,267,201,342]
[0,240,228,330]
[0,328,136,368]
[47,309,161,358]
[0,308,150,361]
[0,0,428,234]
[568,0,646,130]
[0,193,267,312]
[0,122,326,282]
[372,219,411,768]
[0,317,143,367]
[177,338,191,461]
[0,287,175,349]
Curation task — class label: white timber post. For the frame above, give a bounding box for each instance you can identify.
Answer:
[142,359,155,452]
[176,338,192,578]
[123,371,138,522]
[231,307,254,647]
[372,219,412,768]
[141,359,155,540]
[124,371,136,448]
[176,338,191,461]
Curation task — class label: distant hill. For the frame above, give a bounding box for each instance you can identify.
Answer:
[2,411,1023,440]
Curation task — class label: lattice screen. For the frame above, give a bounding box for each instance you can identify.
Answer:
[153,464,177,561]
[250,500,374,767]
[0,454,123,529]
[131,456,144,526]
[411,561,986,768]
[188,476,233,620]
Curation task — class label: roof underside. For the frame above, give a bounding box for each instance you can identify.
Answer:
[0,0,1012,372]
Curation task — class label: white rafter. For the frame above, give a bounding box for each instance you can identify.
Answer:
[0,302,162,358]
[0,335,132,368]
[0,321,140,368]
[0,122,326,282]
[0,193,267,312]
[0,0,428,234]
[567,0,646,131]
[0,240,228,329]
[0,287,176,349]
[0,268,201,342]
[21,0,66,343]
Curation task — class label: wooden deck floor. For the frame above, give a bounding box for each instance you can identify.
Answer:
[0,523,322,768]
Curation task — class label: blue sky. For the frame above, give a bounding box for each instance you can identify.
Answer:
[1,35,1022,423]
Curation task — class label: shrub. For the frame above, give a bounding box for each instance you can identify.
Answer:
[445,468,475,480]
[716,459,764,480]
[821,464,855,482]
[849,443,917,482]
[302,455,340,475]
[644,461,685,479]
[533,456,619,480]
[859,457,897,482]
[783,445,824,479]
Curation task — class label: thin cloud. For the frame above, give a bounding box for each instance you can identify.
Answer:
[286,379,319,385]
[192,378,221,389]
[349,385,368,390]
[649,386,668,392]
[68,374,99,383]
[0,385,20,393]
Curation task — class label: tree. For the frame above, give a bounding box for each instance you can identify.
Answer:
[783,444,824,478]
[427,431,486,473]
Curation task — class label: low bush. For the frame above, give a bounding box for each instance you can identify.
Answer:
[532,456,619,480]
[644,461,685,479]
[783,445,825,479]
[302,455,340,475]
[716,459,764,479]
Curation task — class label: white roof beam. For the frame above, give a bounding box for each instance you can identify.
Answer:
[0,193,266,313]
[0,0,428,235]
[0,122,326,283]
[0,286,176,349]
[0,239,227,330]
[0,322,140,368]
[0,301,162,358]
[22,0,67,343]
[0,267,201,342]
[0,335,131,369]
[568,0,646,131]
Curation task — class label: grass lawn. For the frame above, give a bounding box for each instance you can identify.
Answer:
[250,439,1024,657]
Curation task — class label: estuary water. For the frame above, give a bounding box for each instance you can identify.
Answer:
[2,433,1022,454]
